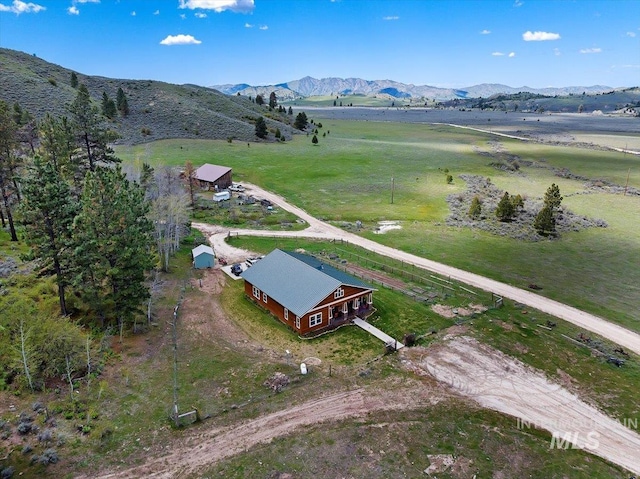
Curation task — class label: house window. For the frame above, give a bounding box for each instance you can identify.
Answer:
[353,298,360,309]
[295,316,300,329]
[309,312,322,327]
[342,302,348,313]
[252,286,260,299]
[284,308,289,320]
[263,292,268,303]
[334,287,344,299]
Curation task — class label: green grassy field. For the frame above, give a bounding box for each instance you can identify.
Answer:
[115,119,640,332]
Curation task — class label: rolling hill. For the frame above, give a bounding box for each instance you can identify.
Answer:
[0,48,297,145]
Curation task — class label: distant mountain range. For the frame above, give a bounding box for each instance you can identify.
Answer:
[213,76,617,101]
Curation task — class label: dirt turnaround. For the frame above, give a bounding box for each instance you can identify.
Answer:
[403,336,640,476]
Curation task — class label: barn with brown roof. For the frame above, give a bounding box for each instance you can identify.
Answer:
[194,163,232,190]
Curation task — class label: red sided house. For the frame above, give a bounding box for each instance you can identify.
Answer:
[241,249,376,336]
[194,163,232,190]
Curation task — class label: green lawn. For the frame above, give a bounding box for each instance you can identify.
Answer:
[115,119,640,330]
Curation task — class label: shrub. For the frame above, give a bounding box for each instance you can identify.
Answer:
[47,77,57,86]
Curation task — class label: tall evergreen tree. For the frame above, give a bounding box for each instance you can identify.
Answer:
[468,196,482,218]
[255,116,267,139]
[269,91,277,109]
[70,71,79,89]
[69,84,119,172]
[255,94,264,106]
[543,183,563,211]
[495,191,515,222]
[534,205,556,236]
[116,87,130,117]
[73,166,153,332]
[0,100,19,241]
[20,158,78,316]
[39,114,77,179]
[293,111,308,130]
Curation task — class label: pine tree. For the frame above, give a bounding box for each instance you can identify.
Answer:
[20,158,78,316]
[495,191,515,222]
[255,94,264,106]
[116,87,129,117]
[312,134,318,145]
[73,166,153,332]
[534,205,556,236]
[294,112,308,130]
[468,196,482,218]
[255,116,267,139]
[269,91,277,109]
[543,183,563,211]
[0,100,19,241]
[70,71,78,88]
[69,84,119,171]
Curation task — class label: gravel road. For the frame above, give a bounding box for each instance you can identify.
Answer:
[194,182,640,356]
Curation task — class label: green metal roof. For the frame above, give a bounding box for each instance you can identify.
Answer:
[240,249,373,317]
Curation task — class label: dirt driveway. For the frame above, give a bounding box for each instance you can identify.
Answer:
[193,182,640,356]
[403,336,640,475]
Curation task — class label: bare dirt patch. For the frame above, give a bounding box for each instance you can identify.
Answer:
[431,303,487,319]
[403,336,640,476]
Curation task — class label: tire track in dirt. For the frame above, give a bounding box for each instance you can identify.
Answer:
[403,337,640,475]
[80,386,440,479]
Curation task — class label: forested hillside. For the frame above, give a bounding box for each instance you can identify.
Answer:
[0,48,296,145]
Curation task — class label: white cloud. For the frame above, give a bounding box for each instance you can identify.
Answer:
[522,30,561,41]
[180,13,186,19]
[514,0,523,6]
[554,47,561,56]
[67,5,79,14]
[626,31,636,37]
[75,0,99,3]
[131,10,136,16]
[160,34,202,45]
[154,9,159,15]
[492,52,504,56]
[580,47,601,54]
[259,24,268,30]
[0,0,45,14]
[480,29,491,34]
[244,22,253,28]
[178,0,254,13]
[382,16,399,21]
[508,52,515,57]
[195,12,207,18]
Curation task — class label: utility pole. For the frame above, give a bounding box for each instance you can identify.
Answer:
[391,177,395,204]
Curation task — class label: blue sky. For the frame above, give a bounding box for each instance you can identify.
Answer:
[1,0,638,88]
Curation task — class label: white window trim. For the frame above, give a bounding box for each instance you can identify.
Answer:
[263,292,268,303]
[353,298,360,309]
[309,312,322,327]
[252,286,260,299]
[334,287,344,299]
[342,302,348,313]
[295,316,300,329]
[284,308,289,320]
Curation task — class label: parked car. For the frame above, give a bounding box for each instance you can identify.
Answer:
[229,183,245,192]
[230,264,243,276]
[245,256,264,267]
